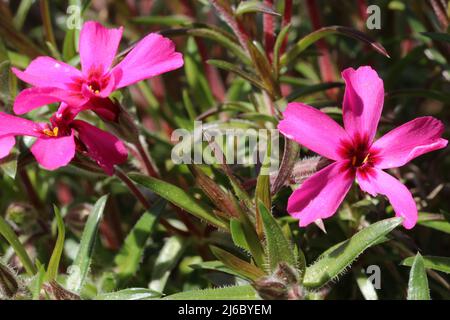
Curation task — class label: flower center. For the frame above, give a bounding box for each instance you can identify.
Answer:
[43,127,59,137]
[351,152,370,167]
[87,81,101,94]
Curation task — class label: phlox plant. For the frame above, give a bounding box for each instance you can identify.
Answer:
[0,0,449,301]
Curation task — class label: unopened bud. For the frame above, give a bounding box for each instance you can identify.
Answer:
[253,277,289,300]
[0,262,19,298]
[104,102,140,143]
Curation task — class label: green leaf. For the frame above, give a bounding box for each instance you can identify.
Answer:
[258,201,295,271]
[115,200,166,279]
[407,253,430,300]
[286,82,344,102]
[210,246,266,280]
[273,23,291,77]
[132,15,191,26]
[30,265,46,300]
[187,28,250,65]
[184,37,215,110]
[417,213,450,234]
[281,26,389,66]
[190,260,246,278]
[67,195,108,294]
[230,219,250,251]
[149,236,187,293]
[235,1,281,16]
[303,217,402,288]
[0,215,36,275]
[163,285,259,300]
[46,206,65,281]
[129,173,228,230]
[94,288,162,300]
[402,255,450,274]
[387,89,450,104]
[208,59,268,92]
[421,32,450,43]
[13,0,34,30]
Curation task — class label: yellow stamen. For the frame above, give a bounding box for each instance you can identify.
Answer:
[362,153,370,164]
[88,84,100,95]
[351,156,357,166]
[43,127,59,137]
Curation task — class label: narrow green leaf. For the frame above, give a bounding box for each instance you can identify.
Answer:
[163,285,259,300]
[281,26,389,66]
[230,219,250,251]
[421,32,450,43]
[210,246,266,280]
[94,288,162,300]
[129,173,228,230]
[31,265,46,300]
[13,0,34,30]
[417,214,450,234]
[46,206,65,281]
[407,253,430,300]
[273,23,291,77]
[115,200,166,279]
[67,195,108,293]
[190,261,246,278]
[208,59,269,92]
[132,15,191,26]
[255,140,272,211]
[402,255,450,274]
[304,217,402,288]
[258,201,295,271]
[149,236,187,293]
[235,0,281,16]
[0,215,36,275]
[187,28,250,65]
[286,82,344,102]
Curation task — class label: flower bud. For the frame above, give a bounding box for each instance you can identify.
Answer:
[253,277,289,300]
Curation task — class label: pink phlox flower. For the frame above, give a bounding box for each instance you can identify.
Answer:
[0,103,128,175]
[12,21,184,119]
[278,66,448,229]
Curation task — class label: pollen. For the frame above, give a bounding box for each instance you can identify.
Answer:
[88,84,100,94]
[43,127,59,137]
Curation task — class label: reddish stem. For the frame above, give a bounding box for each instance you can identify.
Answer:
[280,0,293,55]
[306,0,337,99]
[263,0,275,62]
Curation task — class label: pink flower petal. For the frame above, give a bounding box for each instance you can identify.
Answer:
[13,87,88,115]
[287,161,355,227]
[342,66,384,144]
[277,102,351,161]
[72,120,128,175]
[356,167,417,229]
[12,57,81,89]
[79,21,123,75]
[31,133,76,170]
[112,33,184,89]
[0,136,16,158]
[370,117,448,169]
[0,112,42,137]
